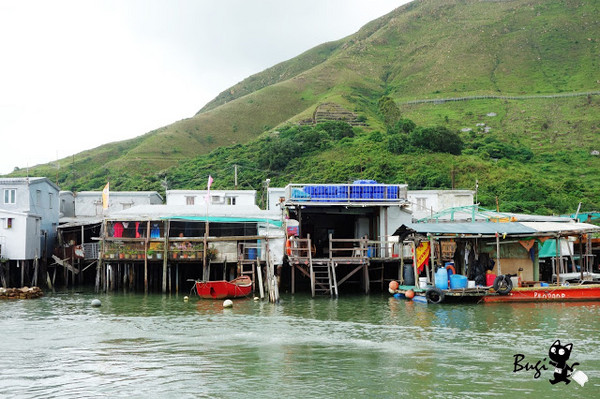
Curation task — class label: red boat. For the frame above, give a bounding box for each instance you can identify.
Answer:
[483,284,600,303]
[195,276,253,299]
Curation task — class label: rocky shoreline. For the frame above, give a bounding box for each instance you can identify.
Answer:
[0,287,43,299]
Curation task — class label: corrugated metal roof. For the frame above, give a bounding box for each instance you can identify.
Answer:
[403,222,536,235]
[520,221,600,233]
[398,221,600,237]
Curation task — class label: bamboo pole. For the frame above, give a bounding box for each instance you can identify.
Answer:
[496,233,501,275]
[556,235,561,284]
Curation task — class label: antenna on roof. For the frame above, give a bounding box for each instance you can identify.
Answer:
[160,177,169,190]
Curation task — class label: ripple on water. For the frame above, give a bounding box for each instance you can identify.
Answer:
[0,292,599,398]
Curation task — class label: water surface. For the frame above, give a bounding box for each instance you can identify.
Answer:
[1,291,598,398]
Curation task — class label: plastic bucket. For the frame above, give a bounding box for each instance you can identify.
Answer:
[467,280,476,288]
[435,267,449,290]
[450,274,468,289]
[247,248,257,260]
[510,276,520,288]
[419,277,428,289]
[486,273,496,287]
[403,264,415,286]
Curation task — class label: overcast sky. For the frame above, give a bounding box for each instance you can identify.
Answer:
[0,0,410,175]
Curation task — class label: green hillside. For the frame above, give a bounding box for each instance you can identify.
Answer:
[6,0,600,213]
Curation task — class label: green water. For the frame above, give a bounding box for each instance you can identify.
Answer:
[0,291,598,398]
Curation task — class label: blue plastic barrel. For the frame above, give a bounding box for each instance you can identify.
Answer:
[435,267,449,290]
[403,264,415,286]
[248,248,257,260]
[450,274,468,289]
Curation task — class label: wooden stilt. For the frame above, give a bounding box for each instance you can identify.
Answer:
[20,260,24,287]
[257,262,264,299]
[176,264,179,294]
[412,241,418,289]
[32,257,39,287]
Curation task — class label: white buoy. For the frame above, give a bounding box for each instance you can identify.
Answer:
[183,296,189,302]
[91,299,101,307]
[223,299,233,308]
[253,296,259,301]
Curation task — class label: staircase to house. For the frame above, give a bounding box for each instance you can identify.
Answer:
[310,259,338,297]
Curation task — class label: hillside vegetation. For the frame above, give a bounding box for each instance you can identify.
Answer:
[6,0,600,214]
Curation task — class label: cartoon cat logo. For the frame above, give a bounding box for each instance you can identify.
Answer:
[548,340,579,385]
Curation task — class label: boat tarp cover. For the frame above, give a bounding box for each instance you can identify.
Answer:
[163,215,283,227]
[538,239,574,258]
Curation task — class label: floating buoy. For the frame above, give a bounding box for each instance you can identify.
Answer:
[389,280,399,291]
[405,289,415,299]
[91,299,101,307]
[253,297,259,301]
[183,296,189,302]
[223,299,233,308]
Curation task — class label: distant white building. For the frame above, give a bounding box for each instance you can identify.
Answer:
[267,187,286,212]
[0,177,60,260]
[166,189,256,207]
[407,190,475,221]
[59,191,76,218]
[69,191,163,217]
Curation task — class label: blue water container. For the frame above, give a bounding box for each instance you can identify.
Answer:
[248,248,257,260]
[372,185,384,199]
[435,267,449,290]
[450,274,468,289]
[386,186,398,199]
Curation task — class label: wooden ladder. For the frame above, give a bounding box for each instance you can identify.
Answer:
[311,259,338,297]
[238,259,256,292]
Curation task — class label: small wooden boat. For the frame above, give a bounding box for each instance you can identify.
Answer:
[483,283,600,303]
[195,276,253,299]
[390,284,490,304]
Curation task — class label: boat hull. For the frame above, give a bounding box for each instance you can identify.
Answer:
[195,276,253,299]
[483,284,600,303]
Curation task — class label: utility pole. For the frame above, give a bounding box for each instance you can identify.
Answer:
[234,164,238,189]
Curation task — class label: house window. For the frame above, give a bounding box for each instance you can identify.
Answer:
[36,190,41,206]
[225,196,236,205]
[416,197,427,211]
[49,193,53,209]
[5,218,13,229]
[3,189,16,204]
[185,196,195,205]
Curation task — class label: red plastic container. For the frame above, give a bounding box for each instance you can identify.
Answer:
[486,273,497,287]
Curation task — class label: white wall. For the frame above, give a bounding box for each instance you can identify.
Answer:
[59,191,76,217]
[166,190,256,207]
[75,191,163,216]
[407,190,474,221]
[1,178,59,259]
[267,187,286,211]
[0,211,40,259]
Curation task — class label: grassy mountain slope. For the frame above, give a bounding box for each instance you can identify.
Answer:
[7,0,600,212]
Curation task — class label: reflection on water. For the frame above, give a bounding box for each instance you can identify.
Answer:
[0,291,598,398]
